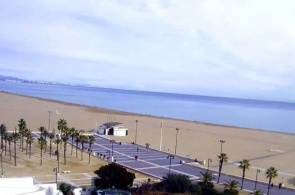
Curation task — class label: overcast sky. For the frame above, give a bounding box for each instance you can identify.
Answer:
[1,1,295,101]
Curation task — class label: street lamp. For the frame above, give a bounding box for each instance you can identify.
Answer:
[254,168,260,190]
[135,120,138,144]
[110,140,115,162]
[167,155,174,174]
[175,128,179,155]
[57,150,60,175]
[207,158,212,171]
[53,167,58,185]
[220,140,225,154]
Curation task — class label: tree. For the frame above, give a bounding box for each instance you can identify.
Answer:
[0,124,7,150]
[39,126,46,137]
[217,153,228,183]
[189,184,202,195]
[18,118,27,151]
[162,174,191,193]
[12,130,20,166]
[94,163,135,190]
[239,159,251,189]
[3,133,9,156]
[59,182,72,195]
[62,127,70,165]
[69,127,77,155]
[266,167,278,195]
[38,137,47,165]
[54,138,61,173]
[43,129,49,153]
[24,129,31,155]
[224,180,239,195]
[74,132,80,158]
[49,131,55,157]
[79,135,88,161]
[88,135,95,164]
[251,189,264,195]
[58,119,67,150]
[26,135,34,158]
[199,171,214,188]
[7,134,13,161]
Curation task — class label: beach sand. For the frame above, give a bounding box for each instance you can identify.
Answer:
[1,92,295,188]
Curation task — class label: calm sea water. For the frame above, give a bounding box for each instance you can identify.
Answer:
[1,81,295,134]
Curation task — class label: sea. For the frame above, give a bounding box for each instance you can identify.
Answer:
[1,81,295,134]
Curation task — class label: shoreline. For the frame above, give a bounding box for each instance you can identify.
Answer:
[1,91,295,187]
[1,90,293,136]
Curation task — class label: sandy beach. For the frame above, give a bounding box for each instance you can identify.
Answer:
[1,91,295,188]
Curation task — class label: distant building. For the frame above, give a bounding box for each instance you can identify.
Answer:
[97,122,128,136]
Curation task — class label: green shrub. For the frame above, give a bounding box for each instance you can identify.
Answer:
[162,174,191,193]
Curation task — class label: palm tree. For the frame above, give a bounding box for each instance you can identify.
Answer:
[80,135,88,161]
[239,159,251,189]
[39,126,46,137]
[0,124,7,150]
[266,167,278,195]
[18,118,27,151]
[26,135,34,158]
[24,129,31,155]
[224,180,239,194]
[38,137,47,165]
[200,171,214,185]
[12,130,20,166]
[54,137,61,173]
[69,127,77,155]
[49,131,55,157]
[61,127,70,165]
[74,132,80,158]
[43,129,49,153]
[7,134,13,161]
[3,133,9,156]
[217,153,228,183]
[251,189,264,195]
[58,119,67,151]
[88,135,95,164]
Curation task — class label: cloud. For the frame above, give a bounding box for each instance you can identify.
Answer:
[0,0,295,101]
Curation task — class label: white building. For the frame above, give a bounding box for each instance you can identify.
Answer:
[0,177,61,195]
[97,122,128,136]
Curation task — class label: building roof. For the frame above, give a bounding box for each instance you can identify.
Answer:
[103,122,122,128]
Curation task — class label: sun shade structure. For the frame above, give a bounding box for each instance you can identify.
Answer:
[97,122,128,136]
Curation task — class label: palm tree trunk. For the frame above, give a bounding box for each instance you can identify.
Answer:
[241,169,245,189]
[88,150,91,164]
[22,135,24,152]
[44,136,47,153]
[40,146,43,165]
[1,135,3,150]
[76,142,78,158]
[217,162,222,183]
[71,136,74,155]
[26,141,28,155]
[267,177,272,195]
[29,143,31,158]
[64,143,67,165]
[14,141,17,166]
[4,140,7,156]
[9,142,11,161]
[81,143,84,161]
[50,140,52,157]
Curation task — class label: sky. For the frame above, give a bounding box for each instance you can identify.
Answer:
[1,1,295,101]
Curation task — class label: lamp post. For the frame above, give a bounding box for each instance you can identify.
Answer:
[167,155,174,175]
[207,158,212,171]
[254,168,260,190]
[220,140,225,154]
[135,120,138,144]
[175,128,179,155]
[48,111,52,132]
[53,167,58,184]
[1,152,3,178]
[110,140,115,162]
[57,150,60,175]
